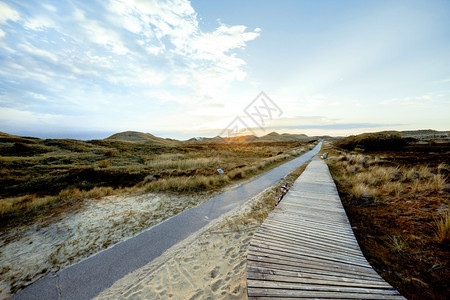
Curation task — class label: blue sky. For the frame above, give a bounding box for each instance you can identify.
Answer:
[0,0,449,139]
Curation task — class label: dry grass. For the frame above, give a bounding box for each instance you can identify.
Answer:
[350,183,378,200]
[325,141,450,300]
[146,155,220,170]
[142,175,225,192]
[388,235,408,253]
[328,152,447,200]
[382,181,403,197]
[434,212,450,243]
[0,135,317,222]
[0,194,57,216]
[0,186,119,217]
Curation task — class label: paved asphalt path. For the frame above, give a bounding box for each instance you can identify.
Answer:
[15,142,322,300]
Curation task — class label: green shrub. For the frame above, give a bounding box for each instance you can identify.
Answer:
[335,132,414,152]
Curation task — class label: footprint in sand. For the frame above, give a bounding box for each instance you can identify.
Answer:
[211,279,223,292]
[242,237,252,244]
[183,256,196,263]
[189,290,203,300]
[209,266,220,279]
[224,248,232,256]
[233,260,246,274]
[231,284,242,295]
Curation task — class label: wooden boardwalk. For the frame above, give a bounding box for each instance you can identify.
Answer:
[247,158,405,299]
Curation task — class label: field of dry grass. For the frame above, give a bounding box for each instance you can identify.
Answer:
[0,131,316,226]
[323,138,449,299]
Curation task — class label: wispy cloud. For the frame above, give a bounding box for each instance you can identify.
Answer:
[0,2,21,24]
[381,92,448,106]
[0,0,260,131]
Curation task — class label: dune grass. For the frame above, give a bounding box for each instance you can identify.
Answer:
[0,135,317,223]
[328,152,447,204]
[434,212,450,243]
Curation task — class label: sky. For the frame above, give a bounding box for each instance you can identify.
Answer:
[0,0,449,140]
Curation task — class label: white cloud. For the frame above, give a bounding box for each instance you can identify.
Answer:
[103,0,260,99]
[19,42,59,62]
[42,4,57,12]
[24,17,55,31]
[0,0,261,137]
[381,92,446,106]
[0,28,4,38]
[0,107,64,127]
[0,2,21,24]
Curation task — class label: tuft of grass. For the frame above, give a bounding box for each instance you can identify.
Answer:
[0,194,57,216]
[146,156,220,170]
[85,186,114,199]
[351,183,378,199]
[383,181,403,197]
[388,235,408,253]
[434,212,450,243]
[425,174,446,192]
[143,175,228,193]
[96,159,110,168]
[59,188,84,200]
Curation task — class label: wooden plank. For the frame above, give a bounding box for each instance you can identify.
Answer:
[248,288,405,299]
[246,158,405,299]
[247,266,390,287]
[247,250,381,277]
[255,225,361,253]
[249,239,371,268]
[265,217,353,235]
[247,255,382,281]
[252,233,368,262]
[247,279,399,295]
[256,224,358,249]
[262,216,355,236]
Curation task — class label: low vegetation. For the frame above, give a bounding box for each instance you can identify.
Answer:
[0,131,316,225]
[325,139,449,300]
[334,131,415,152]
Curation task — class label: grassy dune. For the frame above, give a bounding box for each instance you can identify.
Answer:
[0,131,317,224]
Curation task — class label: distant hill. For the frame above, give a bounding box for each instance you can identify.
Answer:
[0,132,41,143]
[399,130,449,140]
[107,131,319,144]
[187,132,315,144]
[257,132,310,142]
[106,131,181,146]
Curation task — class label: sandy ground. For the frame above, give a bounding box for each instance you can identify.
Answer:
[1,176,282,300]
[95,185,279,300]
[0,192,212,297]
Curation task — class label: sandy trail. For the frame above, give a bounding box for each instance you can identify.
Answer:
[96,183,281,300]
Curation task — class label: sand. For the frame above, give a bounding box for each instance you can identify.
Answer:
[95,185,279,300]
[0,192,212,297]
[1,179,280,300]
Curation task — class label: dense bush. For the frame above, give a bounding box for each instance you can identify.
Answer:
[335,132,415,152]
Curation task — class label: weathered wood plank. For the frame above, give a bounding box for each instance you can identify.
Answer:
[252,234,368,262]
[247,279,399,295]
[248,288,406,299]
[247,255,381,281]
[254,227,362,253]
[247,250,381,276]
[247,271,394,289]
[247,266,390,287]
[249,240,372,268]
[247,158,405,299]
